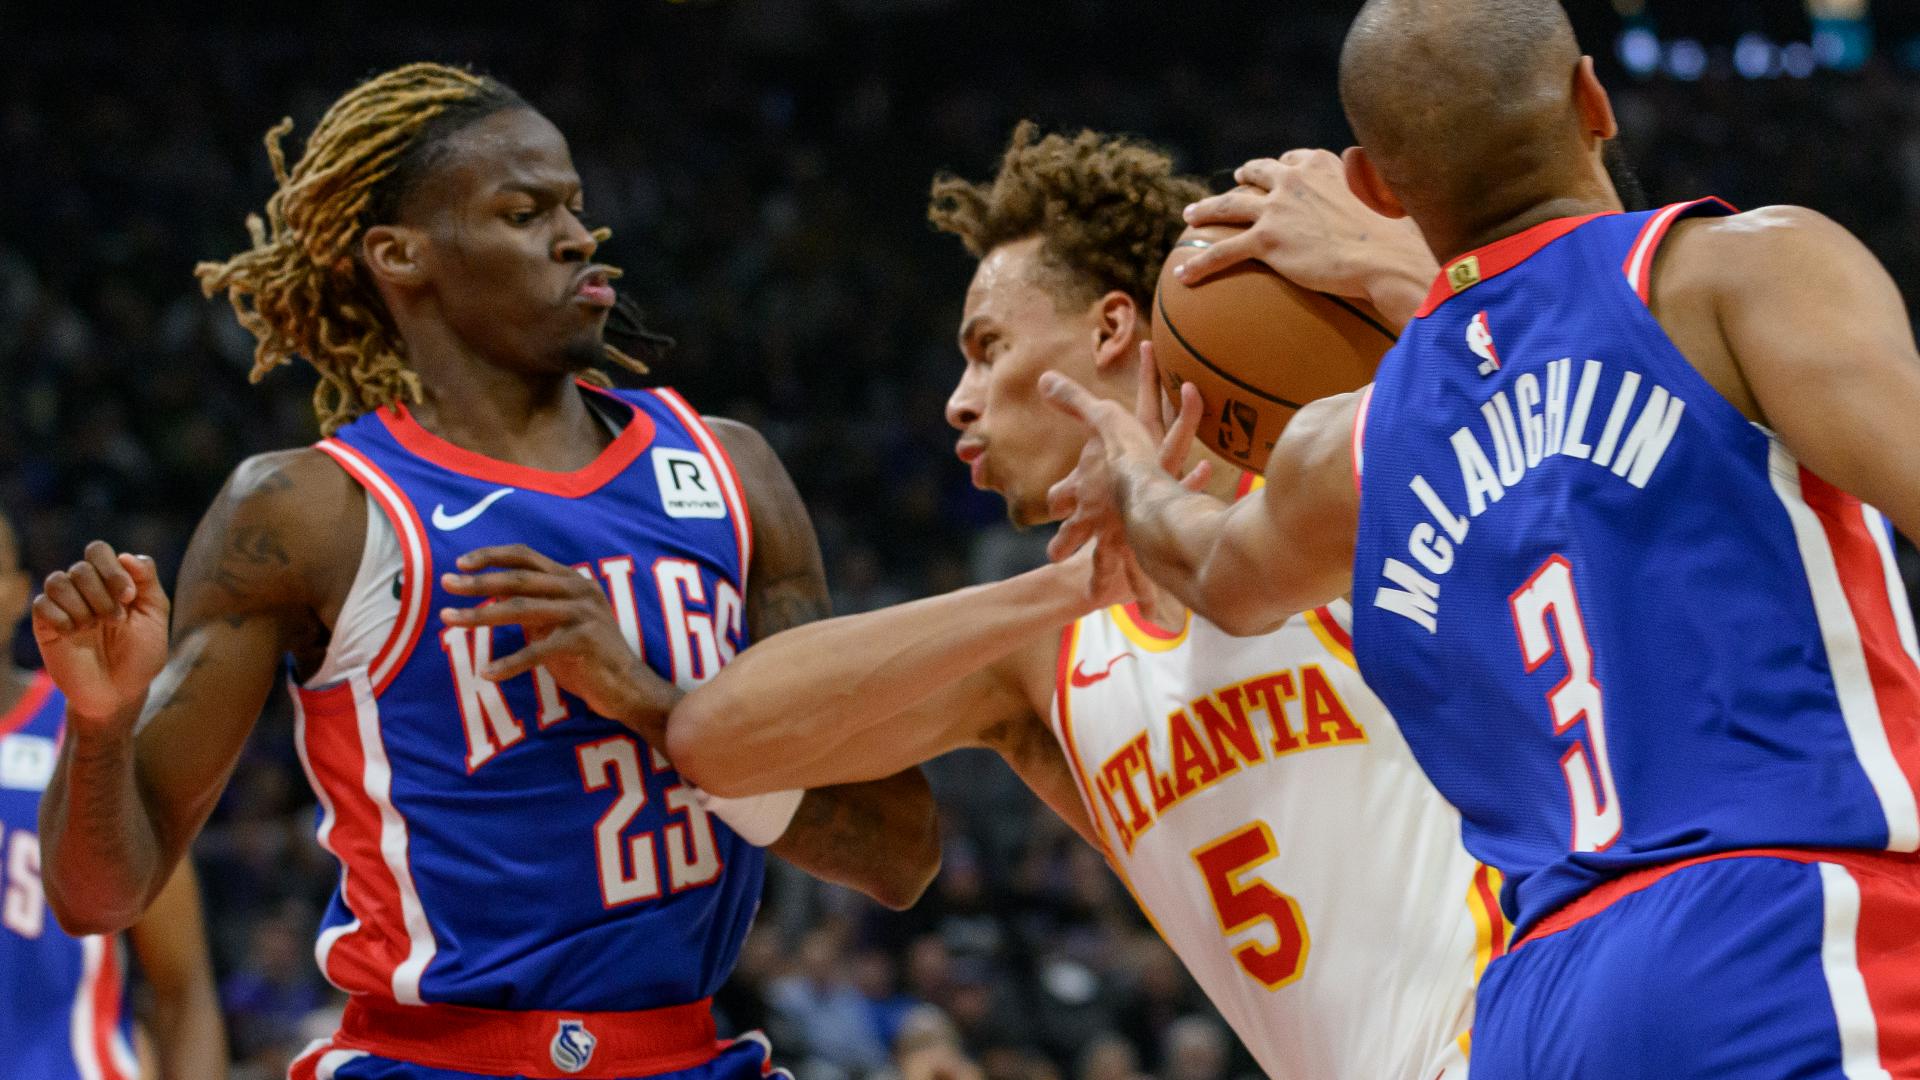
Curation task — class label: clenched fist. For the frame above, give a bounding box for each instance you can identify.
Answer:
[31,541,170,732]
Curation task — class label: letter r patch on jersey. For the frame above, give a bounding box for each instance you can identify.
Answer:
[652,448,726,519]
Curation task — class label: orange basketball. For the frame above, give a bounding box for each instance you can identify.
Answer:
[1151,223,1396,473]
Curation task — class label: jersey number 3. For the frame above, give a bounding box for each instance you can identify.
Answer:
[1510,556,1622,852]
[1192,822,1310,990]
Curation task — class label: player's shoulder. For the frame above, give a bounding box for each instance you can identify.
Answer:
[184,447,367,606]
[1664,205,1853,277]
[220,446,362,525]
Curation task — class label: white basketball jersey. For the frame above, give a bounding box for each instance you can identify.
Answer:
[1052,599,1498,1080]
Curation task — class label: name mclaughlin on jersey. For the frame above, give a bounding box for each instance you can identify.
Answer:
[1373,359,1687,634]
[1094,665,1367,852]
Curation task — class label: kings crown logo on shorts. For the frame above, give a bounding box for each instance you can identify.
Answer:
[551,1019,596,1074]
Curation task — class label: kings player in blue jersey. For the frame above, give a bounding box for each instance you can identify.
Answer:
[0,512,227,1080]
[30,63,938,1080]
[1041,1,1920,1077]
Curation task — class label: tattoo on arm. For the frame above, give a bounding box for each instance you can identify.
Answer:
[748,568,829,638]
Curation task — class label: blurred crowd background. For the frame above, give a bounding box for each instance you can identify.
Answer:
[3,2,1918,1078]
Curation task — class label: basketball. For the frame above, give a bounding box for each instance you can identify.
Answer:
[1152,222,1397,473]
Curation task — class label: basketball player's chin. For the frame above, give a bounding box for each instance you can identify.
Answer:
[559,333,609,373]
[1004,495,1059,532]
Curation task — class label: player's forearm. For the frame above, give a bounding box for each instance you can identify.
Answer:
[151,971,227,1079]
[39,713,169,935]
[768,770,940,910]
[1117,471,1279,632]
[667,563,1087,792]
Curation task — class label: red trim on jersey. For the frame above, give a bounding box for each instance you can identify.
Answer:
[650,388,754,577]
[92,938,131,1080]
[1118,603,1182,641]
[1800,468,1920,803]
[332,995,722,1078]
[1623,197,1739,303]
[375,383,656,499]
[296,682,412,996]
[1312,605,1355,656]
[315,438,433,696]
[1416,213,1618,319]
[1471,864,1510,963]
[1350,384,1373,495]
[0,671,54,739]
[1233,470,1260,500]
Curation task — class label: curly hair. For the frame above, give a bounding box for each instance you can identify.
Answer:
[928,121,1208,310]
[195,62,648,435]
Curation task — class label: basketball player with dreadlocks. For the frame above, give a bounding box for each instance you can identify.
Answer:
[30,62,938,1080]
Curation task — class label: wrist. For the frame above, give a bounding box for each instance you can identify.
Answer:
[616,659,681,730]
[1362,241,1440,332]
[66,697,146,743]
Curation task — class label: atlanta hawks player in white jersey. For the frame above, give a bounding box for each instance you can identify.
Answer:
[656,130,1498,1079]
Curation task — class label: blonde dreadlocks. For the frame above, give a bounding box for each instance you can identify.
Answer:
[196,62,647,435]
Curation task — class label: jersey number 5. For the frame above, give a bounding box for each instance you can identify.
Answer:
[1510,555,1622,852]
[1192,822,1309,990]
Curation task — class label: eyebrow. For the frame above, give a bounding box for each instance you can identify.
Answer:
[496,179,582,200]
[957,316,992,352]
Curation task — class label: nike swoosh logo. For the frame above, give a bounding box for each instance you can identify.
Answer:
[431,487,515,531]
[1070,654,1135,688]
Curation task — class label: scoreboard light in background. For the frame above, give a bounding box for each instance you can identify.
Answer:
[1612,0,1871,78]
[1809,0,1871,71]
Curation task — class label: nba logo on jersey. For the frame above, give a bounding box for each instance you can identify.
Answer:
[653,448,727,519]
[1467,311,1501,376]
[551,1019,596,1073]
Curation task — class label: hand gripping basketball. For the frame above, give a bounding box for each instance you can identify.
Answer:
[31,541,171,731]
[1041,344,1212,566]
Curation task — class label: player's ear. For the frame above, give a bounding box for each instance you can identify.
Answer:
[1573,56,1620,145]
[361,224,430,289]
[1090,290,1141,374]
[1342,147,1407,220]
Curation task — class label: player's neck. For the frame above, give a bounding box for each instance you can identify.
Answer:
[1425,183,1623,266]
[406,361,612,472]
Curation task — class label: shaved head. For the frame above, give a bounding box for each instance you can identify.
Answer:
[1341,0,1617,256]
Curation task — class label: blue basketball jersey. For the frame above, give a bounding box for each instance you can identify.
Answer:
[1352,201,1920,936]
[0,674,140,1080]
[299,383,763,1011]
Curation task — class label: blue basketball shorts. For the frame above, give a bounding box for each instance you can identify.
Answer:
[1470,850,1920,1079]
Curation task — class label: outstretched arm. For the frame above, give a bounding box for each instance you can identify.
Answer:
[35,451,357,934]
[665,545,1121,795]
[1043,350,1358,636]
[707,418,945,908]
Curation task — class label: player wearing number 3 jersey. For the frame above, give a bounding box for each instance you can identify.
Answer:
[31,64,938,1080]
[1043,3,1920,1077]
[657,125,1488,1080]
